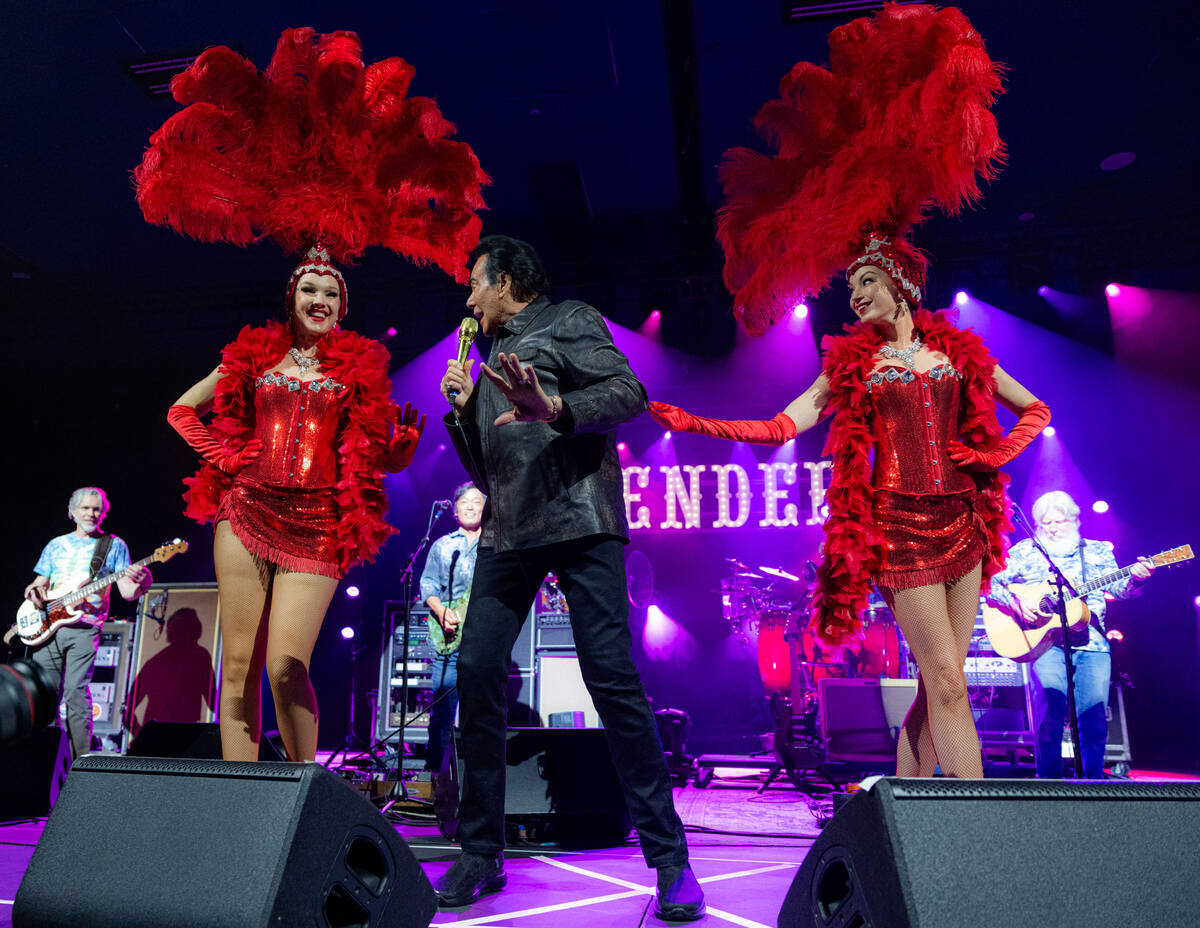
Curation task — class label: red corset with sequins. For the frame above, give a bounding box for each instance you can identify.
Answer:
[238,373,347,488]
[867,364,975,496]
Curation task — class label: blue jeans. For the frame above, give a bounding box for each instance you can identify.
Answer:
[426,650,459,772]
[1030,646,1111,778]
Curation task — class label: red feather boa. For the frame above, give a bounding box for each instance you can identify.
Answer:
[181,321,399,573]
[811,308,1012,643]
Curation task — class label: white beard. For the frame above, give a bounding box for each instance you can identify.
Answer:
[1040,528,1082,558]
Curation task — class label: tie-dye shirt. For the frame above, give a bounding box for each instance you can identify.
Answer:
[989,537,1144,653]
[33,532,131,619]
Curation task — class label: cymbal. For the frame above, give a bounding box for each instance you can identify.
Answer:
[759,565,801,582]
[734,570,764,579]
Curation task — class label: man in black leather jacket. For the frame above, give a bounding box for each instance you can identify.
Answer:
[436,235,703,921]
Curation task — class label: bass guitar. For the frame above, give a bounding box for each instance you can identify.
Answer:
[427,590,469,657]
[982,544,1192,662]
[15,539,188,646]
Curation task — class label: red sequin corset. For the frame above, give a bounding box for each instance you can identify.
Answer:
[238,373,347,487]
[868,365,975,496]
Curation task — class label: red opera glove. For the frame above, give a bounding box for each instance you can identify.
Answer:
[384,403,425,471]
[947,400,1051,470]
[648,401,797,446]
[167,404,263,474]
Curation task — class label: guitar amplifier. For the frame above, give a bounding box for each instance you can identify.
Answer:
[536,612,574,650]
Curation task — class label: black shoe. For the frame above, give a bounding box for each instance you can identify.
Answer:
[434,852,507,907]
[655,865,705,922]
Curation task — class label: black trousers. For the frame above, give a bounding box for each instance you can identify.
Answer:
[456,535,688,868]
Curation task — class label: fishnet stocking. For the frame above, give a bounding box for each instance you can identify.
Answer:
[881,561,983,778]
[213,522,338,762]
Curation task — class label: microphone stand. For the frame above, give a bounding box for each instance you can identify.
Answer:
[385,500,448,799]
[1011,505,1085,778]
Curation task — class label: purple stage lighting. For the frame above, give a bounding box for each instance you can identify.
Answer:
[792,302,808,319]
[954,291,969,306]
[345,585,360,598]
[1105,283,1121,298]
[1037,285,1050,297]
[1043,425,1056,437]
[386,326,397,337]
[617,441,628,453]
[1099,151,1136,171]
[1193,595,1200,609]
[664,431,672,440]
[340,626,355,640]
[1092,500,1109,514]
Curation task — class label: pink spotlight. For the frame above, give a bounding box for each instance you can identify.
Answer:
[345,585,361,598]
[638,309,663,339]
[1092,500,1109,514]
[643,605,684,660]
[1105,283,1121,298]
[792,302,808,319]
[1043,425,1056,437]
[954,291,969,306]
[385,326,398,337]
[340,626,355,640]
[1193,595,1200,609]
[617,441,628,453]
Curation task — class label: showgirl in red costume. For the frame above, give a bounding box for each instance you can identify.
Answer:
[651,4,1049,778]
[137,28,488,761]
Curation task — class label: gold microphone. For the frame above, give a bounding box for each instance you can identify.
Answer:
[448,317,479,402]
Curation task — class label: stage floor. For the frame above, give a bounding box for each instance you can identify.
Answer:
[2,766,1197,927]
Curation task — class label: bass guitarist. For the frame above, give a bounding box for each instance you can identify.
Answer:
[418,482,485,773]
[14,487,151,758]
[988,490,1154,778]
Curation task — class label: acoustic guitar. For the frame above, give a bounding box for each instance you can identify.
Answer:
[981,545,1192,662]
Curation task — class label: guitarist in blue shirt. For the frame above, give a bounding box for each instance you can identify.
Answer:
[989,490,1154,777]
[419,483,485,773]
[13,487,151,758]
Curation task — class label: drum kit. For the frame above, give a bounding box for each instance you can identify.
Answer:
[720,559,914,787]
[720,559,912,695]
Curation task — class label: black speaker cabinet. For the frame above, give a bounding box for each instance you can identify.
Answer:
[455,727,633,848]
[126,720,284,762]
[0,727,71,821]
[14,755,436,928]
[779,777,1200,928]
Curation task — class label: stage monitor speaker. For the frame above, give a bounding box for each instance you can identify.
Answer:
[778,777,1200,928]
[455,728,632,848]
[13,755,436,928]
[0,728,71,821]
[126,720,284,762]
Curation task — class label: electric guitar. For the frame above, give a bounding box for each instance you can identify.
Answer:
[427,590,469,656]
[982,544,1192,663]
[15,540,188,646]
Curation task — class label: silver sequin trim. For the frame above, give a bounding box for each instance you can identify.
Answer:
[847,236,923,303]
[255,372,346,392]
[865,364,960,392]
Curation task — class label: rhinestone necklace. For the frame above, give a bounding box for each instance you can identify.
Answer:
[289,347,321,375]
[878,334,922,370]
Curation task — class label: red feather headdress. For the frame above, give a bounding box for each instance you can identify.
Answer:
[134,28,489,284]
[717,3,1004,333]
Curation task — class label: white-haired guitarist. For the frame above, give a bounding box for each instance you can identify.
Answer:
[988,490,1155,778]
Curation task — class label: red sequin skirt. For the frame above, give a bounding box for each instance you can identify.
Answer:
[216,478,342,579]
[871,489,986,591]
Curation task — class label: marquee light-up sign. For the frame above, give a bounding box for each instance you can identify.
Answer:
[624,461,832,531]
